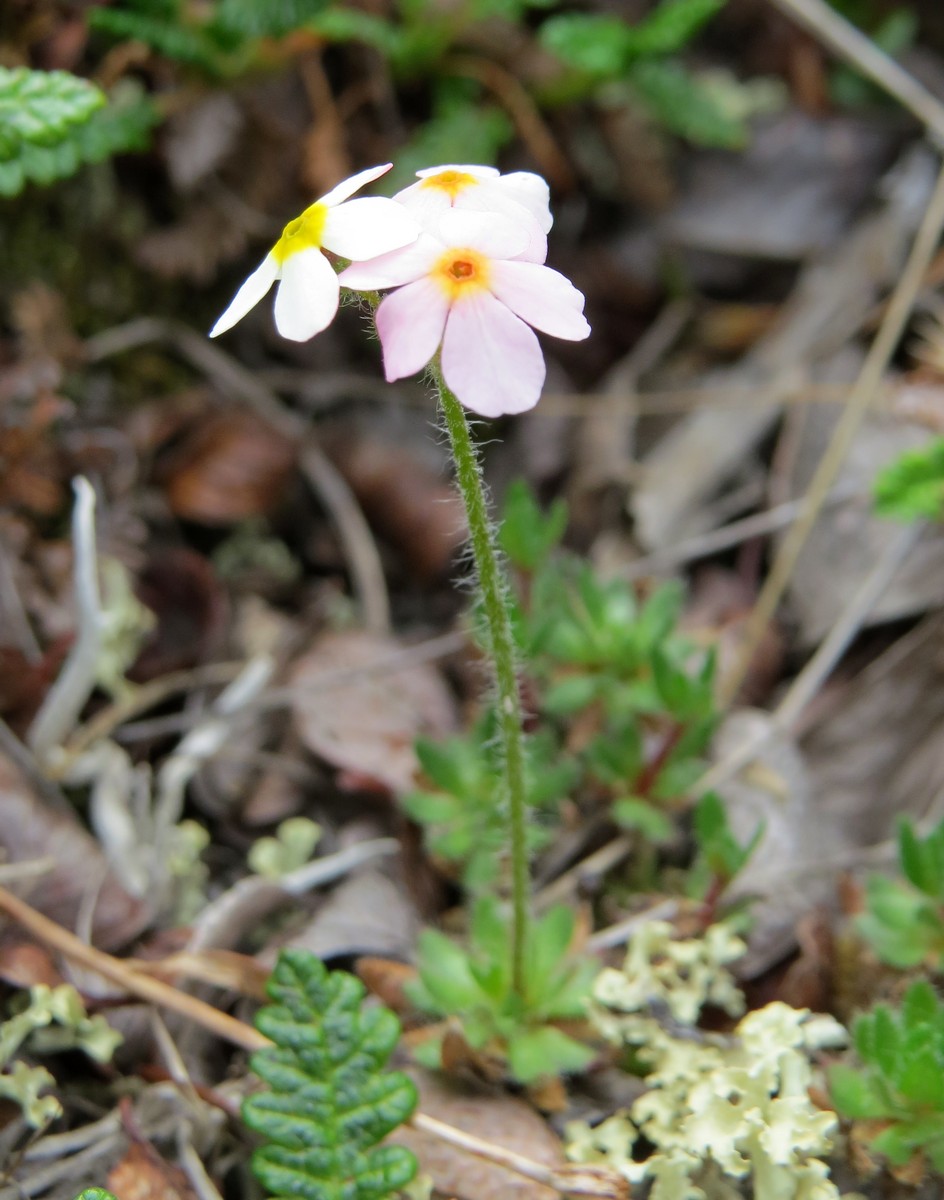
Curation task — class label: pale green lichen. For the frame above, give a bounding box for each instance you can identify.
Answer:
[247,816,323,879]
[96,556,155,699]
[0,984,123,1127]
[569,921,851,1200]
[591,919,747,1031]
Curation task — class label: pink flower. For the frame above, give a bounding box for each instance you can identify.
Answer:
[339,210,590,418]
[210,164,419,342]
[395,164,551,261]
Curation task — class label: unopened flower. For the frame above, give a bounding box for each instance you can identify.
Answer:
[395,164,551,259]
[210,164,419,342]
[340,209,590,418]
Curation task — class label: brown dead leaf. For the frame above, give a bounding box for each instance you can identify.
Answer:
[107,1141,198,1200]
[290,629,458,794]
[356,955,418,1014]
[275,869,420,964]
[0,942,62,989]
[0,753,151,951]
[159,408,297,525]
[396,1068,564,1200]
[331,436,466,583]
[130,547,228,681]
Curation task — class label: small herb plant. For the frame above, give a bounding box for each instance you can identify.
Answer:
[857,817,944,969]
[244,950,419,1200]
[407,897,597,1083]
[406,480,722,892]
[403,715,578,892]
[829,980,944,1173]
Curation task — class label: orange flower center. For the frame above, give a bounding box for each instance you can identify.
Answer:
[419,169,478,199]
[433,248,491,300]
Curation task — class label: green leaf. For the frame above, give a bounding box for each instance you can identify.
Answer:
[73,1192,119,1200]
[898,817,944,898]
[542,673,602,716]
[245,950,418,1200]
[869,1121,923,1166]
[0,67,103,160]
[612,797,676,843]
[528,905,577,990]
[625,0,727,58]
[828,1064,892,1119]
[539,15,635,78]
[214,0,330,37]
[629,59,748,147]
[401,790,462,826]
[507,1026,594,1082]
[0,79,157,198]
[499,479,568,571]
[874,438,944,523]
[410,929,483,1014]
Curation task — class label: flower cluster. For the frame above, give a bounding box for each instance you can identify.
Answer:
[210,162,590,417]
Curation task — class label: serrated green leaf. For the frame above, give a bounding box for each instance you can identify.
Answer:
[244,950,417,1200]
[0,68,104,161]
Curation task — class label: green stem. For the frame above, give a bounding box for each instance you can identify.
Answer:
[435,370,530,999]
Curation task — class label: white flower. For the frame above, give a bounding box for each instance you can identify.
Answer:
[394,163,552,261]
[210,164,419,342]
[339,209,589,418]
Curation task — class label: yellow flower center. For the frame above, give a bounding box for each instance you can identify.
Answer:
[419,169,478,199]
[273,202,328,264]
[433,248,491,301]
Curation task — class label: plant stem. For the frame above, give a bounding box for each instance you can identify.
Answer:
[435,371,530,998]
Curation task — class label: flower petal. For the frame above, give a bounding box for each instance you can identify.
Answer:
[414,164,499,179]
[322,197,419,260]
[273,247,340,341]
[376,278,450,380]
[441,292,545,417]
[392,182,453,227]
[339,233,443,290]
[436,210,529,260]
[318,163,392,208]
[489,261,590,340]
[210,252,279,337]
[496,172,553,233]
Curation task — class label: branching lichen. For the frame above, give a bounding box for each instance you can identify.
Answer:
[0,984,122,1127]
[569,921,849,1200]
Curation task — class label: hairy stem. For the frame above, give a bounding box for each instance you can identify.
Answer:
[435,372,530,998]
